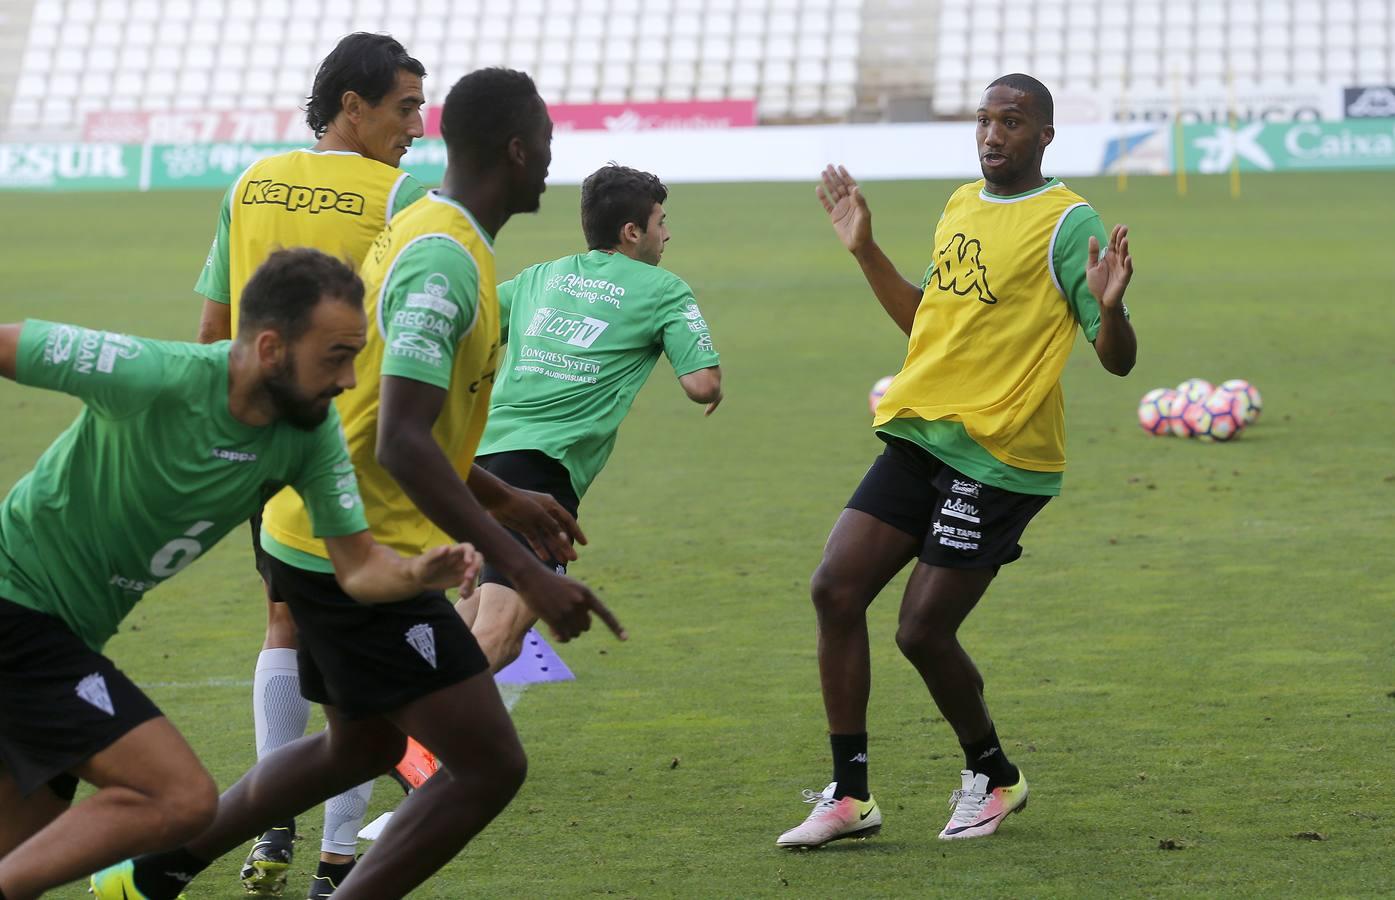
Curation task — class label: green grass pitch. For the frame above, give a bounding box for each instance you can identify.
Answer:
[2,170,1393,898]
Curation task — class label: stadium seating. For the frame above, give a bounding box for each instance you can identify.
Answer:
[6,0,1394,135]
[931,0,1395,117]
[6,0,864,136]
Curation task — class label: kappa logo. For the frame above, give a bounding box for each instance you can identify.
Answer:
[405,623,438,669]
[44,324,80,364]
[390,332,444,364]
[76,672,115,715]
[849,752,868,763]
[941,497,981,524]
[950,478,981,498]
[241,179,366,215]
[211,448,258,463]
[928,233,999,304]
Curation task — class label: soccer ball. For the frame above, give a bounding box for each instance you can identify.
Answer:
[868,375,895,414]
[1137,388,1179,435]
[1184,388,1249,442]
[1220,378,1262,425]
[1176,378,1213,405]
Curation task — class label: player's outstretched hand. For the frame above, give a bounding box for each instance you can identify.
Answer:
[816,164,872,254]
[1086,224,1134,311]
[517,569,626,644]
[490,485,588,564]
[412,543,482,592]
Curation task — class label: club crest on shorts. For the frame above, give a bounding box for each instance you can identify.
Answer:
[405,624,438,669]
[76,672,115,715]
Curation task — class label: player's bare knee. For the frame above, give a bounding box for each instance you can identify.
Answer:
[492,741,528,798]
[894,618,940,660]
[810,567,864,626]
[157,771,218,844]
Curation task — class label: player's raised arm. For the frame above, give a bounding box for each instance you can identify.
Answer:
[1085,224,1137,376]
[817,164,922,336]
[322,530,481,603]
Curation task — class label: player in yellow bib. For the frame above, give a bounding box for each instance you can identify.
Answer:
[191,33,433,897]
[107,69,622,900]
[777,74,1137,849]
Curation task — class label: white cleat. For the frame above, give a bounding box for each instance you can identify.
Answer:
[938,769,1029,840]
[776,782,882,849]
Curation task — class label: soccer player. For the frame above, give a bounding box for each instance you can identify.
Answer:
[195,34,579,895]
[461,163,722,672]
[94,68,623,900]
[0,249,482,900]
[776,74,1136,849]
[194,32,429,894]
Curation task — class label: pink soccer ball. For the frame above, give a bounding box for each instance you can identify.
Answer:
[1176,400,1208,438]
[1220,378,1262,425]
[1200,388,1250,441]
[1176,378,1213,405]
[1138,388,1178,435]
[868,375,895,414]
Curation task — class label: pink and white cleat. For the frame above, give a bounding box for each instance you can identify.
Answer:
[776,782,882,849]
[938,769,1028,840]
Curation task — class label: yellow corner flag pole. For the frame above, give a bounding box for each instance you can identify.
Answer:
[1227,67,1241,199]
[1172,70,1187,198]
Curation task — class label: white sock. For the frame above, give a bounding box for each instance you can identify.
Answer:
[252,648,310,759]
[321,780,374,856]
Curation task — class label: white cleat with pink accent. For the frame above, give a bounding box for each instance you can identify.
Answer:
[776,782,882,849]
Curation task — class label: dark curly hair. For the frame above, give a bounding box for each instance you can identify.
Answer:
[580,164,669,250]
[439,67,546,166]
[239,248,364,342]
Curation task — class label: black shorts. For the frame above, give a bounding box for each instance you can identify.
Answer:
[475,450,580,589]
[846,436,1052,569]
[0,596,162,799]
[261,556,489,719]
[249,510,277,597]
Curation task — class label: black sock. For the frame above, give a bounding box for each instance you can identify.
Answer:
[316,858,355,887]
[830,732,869,800]
[962,722,1019,790]
[132,847,211,900]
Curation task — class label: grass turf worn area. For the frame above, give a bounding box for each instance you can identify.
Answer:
[1,171,1393,898]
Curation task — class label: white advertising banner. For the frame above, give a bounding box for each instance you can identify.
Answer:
[543,121,1168,184]
[1056,82,1343,125]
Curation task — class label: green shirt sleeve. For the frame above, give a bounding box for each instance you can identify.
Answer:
[496,276,517,344]
[390,174,428,220]
[1052,204,1126,343]
[658,280,721,377]
[292,407,369,537]
[193,184,233,304]
[15,320,166,418]
[379,238,481,390]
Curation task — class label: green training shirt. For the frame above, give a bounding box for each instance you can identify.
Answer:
[0,321,368,651]
[478,250,721,498]
[878,184,1113,497]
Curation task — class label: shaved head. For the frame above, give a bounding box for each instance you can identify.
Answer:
[986,73,1054,125]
